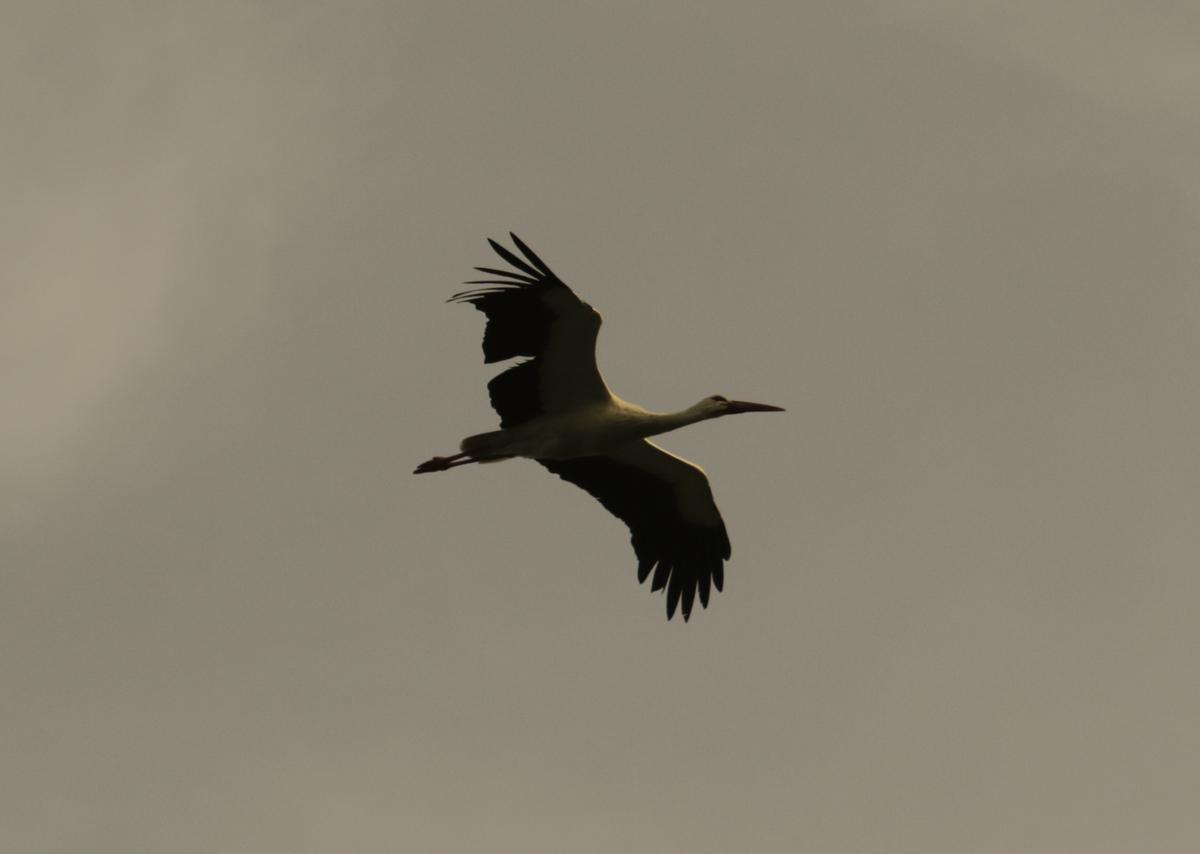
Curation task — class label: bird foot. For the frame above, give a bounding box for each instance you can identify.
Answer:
[413,453,469,474]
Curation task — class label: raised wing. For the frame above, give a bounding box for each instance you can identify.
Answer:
[450,234,609,427]
[539,440,731,621]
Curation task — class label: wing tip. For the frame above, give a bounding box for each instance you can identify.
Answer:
[659,560,721,622]
[508,232,554,277]
[486,235,543,279]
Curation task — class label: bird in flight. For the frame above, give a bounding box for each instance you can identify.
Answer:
[415,234,783,620]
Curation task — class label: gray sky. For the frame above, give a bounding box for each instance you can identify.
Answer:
[4,3,1199,852]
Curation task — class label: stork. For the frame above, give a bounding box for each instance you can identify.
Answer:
[415,234,783,620]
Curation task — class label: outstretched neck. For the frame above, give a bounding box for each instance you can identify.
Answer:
[637,404,710,439]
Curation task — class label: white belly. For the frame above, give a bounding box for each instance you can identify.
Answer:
[507,405,653,460]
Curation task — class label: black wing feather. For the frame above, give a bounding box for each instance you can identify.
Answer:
[450,235,571,364]
[538,452,731,621]
[486,237,543,279]
[450,234,603,427]
[486,360,541,429]
[472,266,540,284]
[508,232,555,276]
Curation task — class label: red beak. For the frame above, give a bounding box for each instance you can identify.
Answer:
[723,400,786,414]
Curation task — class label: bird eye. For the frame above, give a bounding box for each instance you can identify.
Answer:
[711,395,727,403]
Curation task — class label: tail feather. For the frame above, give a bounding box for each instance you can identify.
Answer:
[459,429,511,458]
[413,430,514,474]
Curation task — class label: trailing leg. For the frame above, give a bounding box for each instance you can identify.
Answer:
[413,452,473,474]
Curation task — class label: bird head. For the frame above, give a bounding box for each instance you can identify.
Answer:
[696,395,786,419]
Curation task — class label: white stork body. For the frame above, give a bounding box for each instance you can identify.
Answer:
[461,397,708,460]
[416,234,783,621]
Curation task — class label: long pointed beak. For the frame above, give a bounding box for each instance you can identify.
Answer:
[723,400,786,414]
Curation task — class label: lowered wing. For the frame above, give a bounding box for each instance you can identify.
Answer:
[539,440,731,621]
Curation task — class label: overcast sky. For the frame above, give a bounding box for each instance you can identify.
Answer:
[4,3,1199,852]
